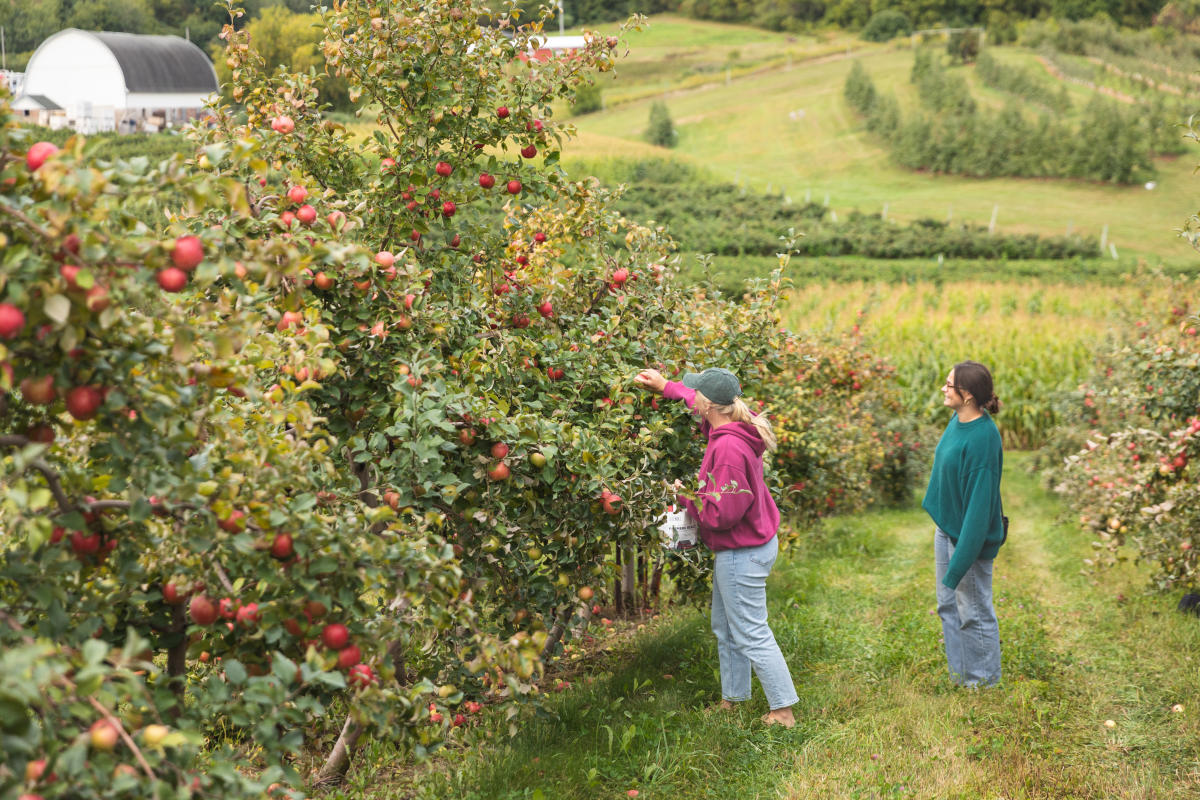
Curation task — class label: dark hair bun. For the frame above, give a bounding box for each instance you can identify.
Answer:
[984,395,1001,414]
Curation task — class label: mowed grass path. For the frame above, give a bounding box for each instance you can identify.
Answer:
[565,41,1199,266]
[392,453,1200,799]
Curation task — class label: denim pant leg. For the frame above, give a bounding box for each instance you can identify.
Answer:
[934,527,1002,687]
[714,537,800,710]
[712,551,752,702]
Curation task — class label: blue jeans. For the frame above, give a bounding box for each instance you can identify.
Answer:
[711,536,799,710]
[934,527,1001,687]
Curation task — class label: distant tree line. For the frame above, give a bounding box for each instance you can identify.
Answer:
[550,1,1170,34]
[598,157,1098,260]
[845,50,1188,184]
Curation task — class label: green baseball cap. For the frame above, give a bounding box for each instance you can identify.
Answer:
[681,367,742,405]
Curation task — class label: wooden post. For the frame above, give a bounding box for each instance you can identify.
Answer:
[1100,224,1108,254]
[988,204,998,235]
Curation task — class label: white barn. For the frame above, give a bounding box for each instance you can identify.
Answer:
[14,29,218,134]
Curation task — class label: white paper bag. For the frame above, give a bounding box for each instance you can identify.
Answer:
[658,505,699,550]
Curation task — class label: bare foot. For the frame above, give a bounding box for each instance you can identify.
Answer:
[705,700,737,715]
[761,708,796,728]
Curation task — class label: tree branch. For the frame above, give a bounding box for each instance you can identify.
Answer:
[0,197,54,242]
[87,696,156,780]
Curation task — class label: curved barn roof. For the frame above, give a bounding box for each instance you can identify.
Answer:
[41,29,218,94]
[88,31,218,93]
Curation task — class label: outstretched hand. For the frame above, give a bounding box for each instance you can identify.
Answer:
[634,368,668,394]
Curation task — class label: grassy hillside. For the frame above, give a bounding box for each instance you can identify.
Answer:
[562,20,1200,267]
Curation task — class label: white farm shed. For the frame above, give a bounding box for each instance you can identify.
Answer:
[17,29,218,134]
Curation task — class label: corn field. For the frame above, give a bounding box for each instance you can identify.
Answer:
[783,279,1162,448]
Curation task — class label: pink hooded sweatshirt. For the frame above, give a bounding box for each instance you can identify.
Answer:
[663,381,780,552]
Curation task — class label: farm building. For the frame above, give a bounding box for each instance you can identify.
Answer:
[520,35,588,63]
[13,29,218,134]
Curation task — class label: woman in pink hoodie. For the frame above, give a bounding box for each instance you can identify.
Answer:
[634,366,799,728]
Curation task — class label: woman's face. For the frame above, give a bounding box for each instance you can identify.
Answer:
[941,369,969,410]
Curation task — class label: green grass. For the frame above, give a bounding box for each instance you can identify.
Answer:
[562,36,1200,267]
[331,454,1200,798]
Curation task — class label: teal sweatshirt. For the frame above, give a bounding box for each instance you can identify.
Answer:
[922,412,1005,590]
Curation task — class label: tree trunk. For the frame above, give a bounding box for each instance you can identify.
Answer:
[313,714,364,786]
[649,556,664,606]
[315,629,408,784]
[614,545,624,616]
[620,545,636,615]
[538,606,572,662]
[165,604,188,720]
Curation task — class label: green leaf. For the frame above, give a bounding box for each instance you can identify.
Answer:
[289,493,317,513]
[44,293,71,325]
[0,691,30,734]
[82,638,108,666]
[223,660,248,685]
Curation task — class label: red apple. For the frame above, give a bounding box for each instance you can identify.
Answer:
[491,442,509,459]
[488,462,510,481]
[322,623,350,650]
[287,185,308,204]
[497,106,509,118]
[506,180,522,195]
[327,210,346,228]
[435,161,453,177]
[26,424,55,443]
[235,602,260,626]
[26,141,59,171]
[162,581,186,605]
[65,385,104,421]
[271,115,295,134]
[84,285,110,312]
[375,251,395,268]
[0,303,26,339]
[537,300,553,318]
[157,267,187,292]
[189,594,217,624]
[70,530,101,555]
[313,271,334,290]
[512,313,530,328]
[521,144,537,159]
[271,533,294,559]
[217,509,246,533]
[337,643,362,669]
[442,200,456,217]
[296,204,317,225]
[171,236,204,271]
[612,267,629,285]
[533,232,546,243]
[60,264,83,290]
[89,720,120,751]
[348,663,375,687]
[20,375,56,406]
[218,597,237,620]
[479,172,495,188]
[602,494,622,515]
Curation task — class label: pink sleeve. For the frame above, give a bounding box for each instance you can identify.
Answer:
[663,380,710,437]
[662,380,696,410]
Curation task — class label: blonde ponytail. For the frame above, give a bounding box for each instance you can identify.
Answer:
[697,391,777,451]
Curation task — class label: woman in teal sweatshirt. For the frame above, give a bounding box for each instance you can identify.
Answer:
[922,360,1005,687]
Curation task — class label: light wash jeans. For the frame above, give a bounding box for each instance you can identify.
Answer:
[711,535,799,710]
[934,527,1001,687]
